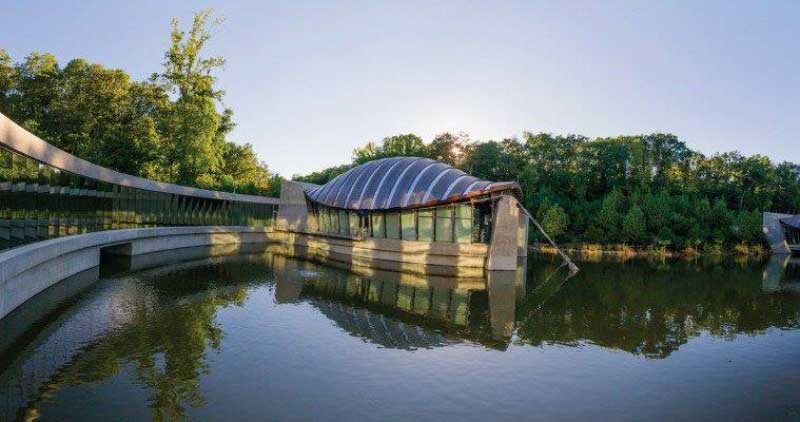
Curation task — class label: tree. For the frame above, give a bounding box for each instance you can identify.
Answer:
[216,142,270,190]
[733,210,764,244]
[428,132,468,167]
[642,192,671,233]
[540,205,569,241]
[595,189,624,242]
[0,49,14,113]
[622,205,647,244]
[293,164,353,185]
[0,11,278,197]
[774,162,800,213]
[352,133,428,164]
[158,9,228,186]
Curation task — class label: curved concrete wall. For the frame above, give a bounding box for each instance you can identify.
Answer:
[0,226,276,320]
[0,112,278,205]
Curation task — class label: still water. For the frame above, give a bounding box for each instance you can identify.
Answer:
[1,249,799,421]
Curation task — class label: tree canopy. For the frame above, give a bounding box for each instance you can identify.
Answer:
[0,10,278,197]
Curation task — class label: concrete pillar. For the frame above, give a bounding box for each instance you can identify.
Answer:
[276,181,313,232]
[518,211,529,257]
[486,270,517,340]
[763,212,792,254]
[486,196,522,271]
[274,255,304,303]
[762,254,790,292]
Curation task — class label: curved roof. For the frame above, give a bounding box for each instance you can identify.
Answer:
[781,215,800,230]
[304,157,520,210]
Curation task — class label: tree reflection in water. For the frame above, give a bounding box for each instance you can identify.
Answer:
[518,254,800,358]
[2,250,800,420]
[3,254,263,421]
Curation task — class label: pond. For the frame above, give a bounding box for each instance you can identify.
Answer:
[1,249,799,421]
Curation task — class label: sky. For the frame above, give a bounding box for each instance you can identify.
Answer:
[2,0,798,176]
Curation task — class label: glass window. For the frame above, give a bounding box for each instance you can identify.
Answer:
[386,212,401,239]
[473,203,493,243]
[455,204,472,243]
[435,207,453,243]
[417,209,434,242]
[319,208,328,232]
[401,211,416,240]
[0,144,277,252]
[397,285,414,311]
[338,211,349,234]
[372,213,385,238]
[349,212,360,235]
[331,209,339,233]
[413,287,431,315]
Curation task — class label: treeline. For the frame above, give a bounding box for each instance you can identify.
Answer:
[295,133,800,252]
[0,10,281,196]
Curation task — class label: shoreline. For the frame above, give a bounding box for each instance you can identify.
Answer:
[530,242,771,260]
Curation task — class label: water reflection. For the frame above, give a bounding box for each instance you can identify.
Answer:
[1,249,800,420]
[0,251,263,421]
[281,257,524,350]
[762,254,800,294]
[519,254,800,358]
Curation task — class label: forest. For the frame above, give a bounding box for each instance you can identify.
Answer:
[1,10,798,253]
[0,11,281,197]
[295,132,800,253]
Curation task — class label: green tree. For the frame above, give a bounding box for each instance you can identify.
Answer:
[540,205,569,241]
[428,132,468,167]
[595,189,624,242]
[158,9,228,186]
[622,205,647,244]
[733,210,764,244]
[642,192,671,233]
[353,134,427,164]
[0,12,279,197]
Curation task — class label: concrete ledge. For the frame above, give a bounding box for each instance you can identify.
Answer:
[0,226,275,320]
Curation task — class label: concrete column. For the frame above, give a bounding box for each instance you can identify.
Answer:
[486,270,517,340]
[518,211,529,257]
[276,181,313,232]
[486,196,522,271]
[763,212,792,254]
[274,255,304,303]
[762,254,790,292]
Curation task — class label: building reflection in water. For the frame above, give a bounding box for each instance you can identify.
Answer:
[272,255,530,350]
[762,254,800,294]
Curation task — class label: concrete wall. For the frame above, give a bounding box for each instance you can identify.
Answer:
[0,226,274,320]
[268,230,490,278]
[763,212,792,254]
